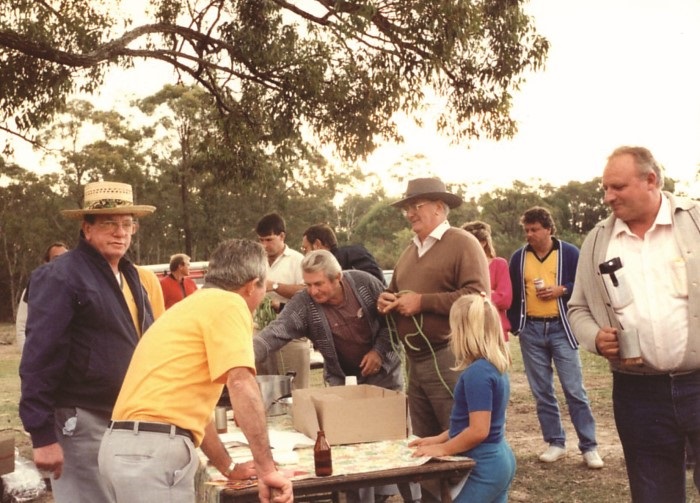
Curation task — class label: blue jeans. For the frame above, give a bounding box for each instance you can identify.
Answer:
[613,370,700,503]
[518,318,597,452]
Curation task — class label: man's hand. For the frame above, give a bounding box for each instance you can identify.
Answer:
[33,443,63,479]
[359,350,382,377]
[535,285,566,301]
[377,291,421,317]
[377,292,397,314]
[258,471,294,503]
[595,327,620,361]
[228,460,256,480]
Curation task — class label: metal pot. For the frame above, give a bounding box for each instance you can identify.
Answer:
[256,373,294,416]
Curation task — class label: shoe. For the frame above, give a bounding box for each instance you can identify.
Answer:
[539,445,566,463]
[583,450,604,469]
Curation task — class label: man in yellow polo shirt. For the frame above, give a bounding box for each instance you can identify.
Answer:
[507,206,603,469]
[98,239,293,503]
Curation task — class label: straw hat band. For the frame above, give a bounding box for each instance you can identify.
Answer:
[61,181,156,219]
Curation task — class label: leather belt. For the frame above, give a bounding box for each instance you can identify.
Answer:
[527,316,559,322]
[110,421,193,441]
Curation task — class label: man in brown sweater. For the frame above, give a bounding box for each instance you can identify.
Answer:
[378,177,491,438]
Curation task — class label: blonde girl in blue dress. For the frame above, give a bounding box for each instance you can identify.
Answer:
[410,293,516,503]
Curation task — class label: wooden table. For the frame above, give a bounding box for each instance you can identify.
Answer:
[218,457,475,503]
[198,414,474,503]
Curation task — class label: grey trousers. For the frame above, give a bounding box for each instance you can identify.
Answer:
[51,407,115,503]
[406,346,460,438]
[98,425,199,503]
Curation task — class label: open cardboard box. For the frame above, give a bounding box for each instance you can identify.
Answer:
[292,384,407,445]
[0,434,14,475]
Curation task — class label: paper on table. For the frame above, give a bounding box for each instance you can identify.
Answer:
[220,428,314,451]
[225,445,299,466]
[218,431,248,446]
[268,429,315,450]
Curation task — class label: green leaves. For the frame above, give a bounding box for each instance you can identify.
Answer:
[1,0,548,161]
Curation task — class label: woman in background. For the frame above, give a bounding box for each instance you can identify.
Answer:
[462,221,512,341]
[409,293,516,503]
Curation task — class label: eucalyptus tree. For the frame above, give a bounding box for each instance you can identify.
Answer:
[1,0,548,165]
[0,163,72,321]
[34,99,158,263]
[477,181,547,258]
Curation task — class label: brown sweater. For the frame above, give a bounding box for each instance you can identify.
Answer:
[388,227,491,355]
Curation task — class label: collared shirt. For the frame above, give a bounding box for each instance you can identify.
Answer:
[320,277,373,375]
[412,220,451,257]
[607,194,688,371]
[267,244,304,305]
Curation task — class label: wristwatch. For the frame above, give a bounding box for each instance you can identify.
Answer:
[224,461,236,478]
[272,282,279,292]
[562,286,568,295]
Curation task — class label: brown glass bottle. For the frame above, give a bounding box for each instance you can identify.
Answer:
[313,430,333,476]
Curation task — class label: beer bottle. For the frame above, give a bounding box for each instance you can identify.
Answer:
[314,430,333,476]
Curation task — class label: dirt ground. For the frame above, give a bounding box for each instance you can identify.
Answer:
[0,331,697,502]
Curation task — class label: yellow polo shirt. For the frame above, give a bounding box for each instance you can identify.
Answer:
[112,288,255,446]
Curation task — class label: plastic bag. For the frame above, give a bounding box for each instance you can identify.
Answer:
[1,449,46,503]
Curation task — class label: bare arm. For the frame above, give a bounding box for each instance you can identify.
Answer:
[410,411,491,458]
[199,419,256,480]
[226,367,293,503]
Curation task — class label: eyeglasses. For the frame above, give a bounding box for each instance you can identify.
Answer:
[401,202,429,216]
[95,220,139,235]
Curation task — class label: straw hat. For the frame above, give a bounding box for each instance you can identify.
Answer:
[390,177,462,209]
[61,181,156,220]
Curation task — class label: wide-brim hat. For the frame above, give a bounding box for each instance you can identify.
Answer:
[390,177,462,209]
[61,181,156,220]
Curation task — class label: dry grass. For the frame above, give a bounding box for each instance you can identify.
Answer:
[1,323,697,502]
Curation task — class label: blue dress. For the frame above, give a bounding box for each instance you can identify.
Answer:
[449,358,516,503]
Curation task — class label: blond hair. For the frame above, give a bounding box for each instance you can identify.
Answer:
[449,294,511,373]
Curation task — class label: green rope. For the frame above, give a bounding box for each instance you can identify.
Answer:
[385,293,454,399]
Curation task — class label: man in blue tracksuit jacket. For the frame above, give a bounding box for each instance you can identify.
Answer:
[507,206,603,469]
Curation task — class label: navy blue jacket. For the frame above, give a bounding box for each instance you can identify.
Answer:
[19,237,156,447]
[507,238,579,349]
[331,244,385,285]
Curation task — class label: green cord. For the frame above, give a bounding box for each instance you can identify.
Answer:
[385,294,454,399]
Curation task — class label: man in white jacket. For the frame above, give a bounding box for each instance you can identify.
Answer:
[568,146,700,502]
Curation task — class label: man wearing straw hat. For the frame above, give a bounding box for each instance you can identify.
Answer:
[19,181,165,503]
[377,177,490,439]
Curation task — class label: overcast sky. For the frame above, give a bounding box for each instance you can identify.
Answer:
[5,0,700,198]
[360,0,700,197]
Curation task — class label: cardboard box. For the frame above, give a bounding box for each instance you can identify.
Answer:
[0,434,14,475]
[292,384,407,445]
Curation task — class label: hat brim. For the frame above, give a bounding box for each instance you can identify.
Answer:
[61,205,156,220]
[390,192,463,209]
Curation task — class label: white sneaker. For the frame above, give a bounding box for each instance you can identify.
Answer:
[583,450,604,469]
[539,445,566,463]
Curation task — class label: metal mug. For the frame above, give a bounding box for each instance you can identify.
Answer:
[618,328,643,366]
[215,406,228,433]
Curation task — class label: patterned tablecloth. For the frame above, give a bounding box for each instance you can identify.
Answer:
[195,413,449,503]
